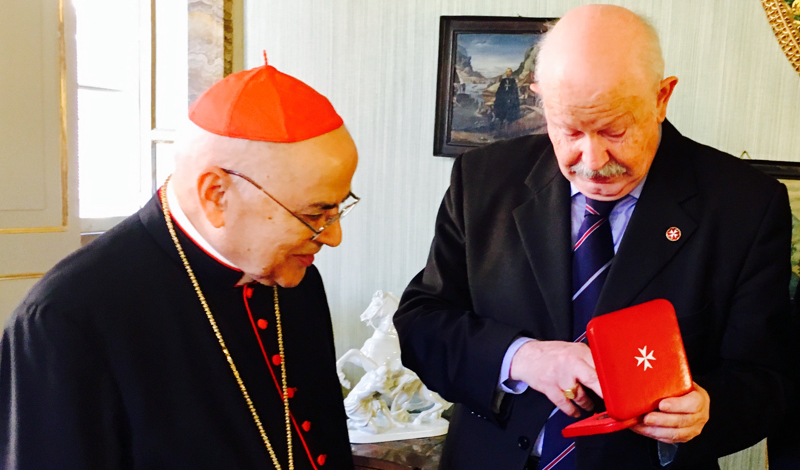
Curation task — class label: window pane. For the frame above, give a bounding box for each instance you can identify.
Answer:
[76,0,144,220]
[77,88,142,218]
[74,0,139,90]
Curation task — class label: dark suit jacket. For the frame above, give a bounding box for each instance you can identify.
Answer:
[765,282,800,469]
[394,122,793,470]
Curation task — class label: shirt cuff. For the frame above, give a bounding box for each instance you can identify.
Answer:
[657,442,678,466]
[498,337,536,394]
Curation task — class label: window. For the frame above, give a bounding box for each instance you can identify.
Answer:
[75,0,186,232]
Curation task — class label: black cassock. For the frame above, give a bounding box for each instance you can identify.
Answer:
[0,192,353,470]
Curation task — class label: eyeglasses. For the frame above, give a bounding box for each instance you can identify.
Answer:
[222,169,360,241]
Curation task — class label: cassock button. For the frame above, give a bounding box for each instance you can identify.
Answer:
[257,319,268,330]
[302,421,311,432]
[287,387,297,398]
[244,286,254,298]
[518,435,530,450]
[316,454,326,465]
[272,354,282,366]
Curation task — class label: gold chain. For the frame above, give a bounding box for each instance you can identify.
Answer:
[160,178,294,470]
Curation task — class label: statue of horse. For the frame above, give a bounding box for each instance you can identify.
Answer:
[336,291,401,389]
[337,291,451,441]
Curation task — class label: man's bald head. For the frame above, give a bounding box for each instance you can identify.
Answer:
[530,4,678,201]
[171,121,357,210]
[535,5,664,94]
[172,121,255,180]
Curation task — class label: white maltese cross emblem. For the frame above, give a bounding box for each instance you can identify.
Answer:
[635,346,656,371]
[666,227,681,241]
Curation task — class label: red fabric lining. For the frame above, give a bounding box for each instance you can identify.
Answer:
[242,286,318,470]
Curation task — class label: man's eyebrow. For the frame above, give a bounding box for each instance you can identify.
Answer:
[309,202,339,211]
[306,193,351,211]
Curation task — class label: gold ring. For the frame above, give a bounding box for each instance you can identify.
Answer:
[563,384,579,400]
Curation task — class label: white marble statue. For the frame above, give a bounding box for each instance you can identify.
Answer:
[336,291,451,443]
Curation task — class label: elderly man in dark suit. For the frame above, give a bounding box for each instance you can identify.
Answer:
[395,5,793,470]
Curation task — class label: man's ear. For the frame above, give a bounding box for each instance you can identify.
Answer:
[655,76,678,123]
[196,168,230,228]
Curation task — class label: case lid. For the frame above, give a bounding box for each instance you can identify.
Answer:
[562,412,640,438]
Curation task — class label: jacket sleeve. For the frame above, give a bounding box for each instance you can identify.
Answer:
[675,182,794,464]
[393,156,523,423]
[0,299,129,470]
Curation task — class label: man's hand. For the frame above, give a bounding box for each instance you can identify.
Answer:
[631,381,710,443]
[509,340,602,417]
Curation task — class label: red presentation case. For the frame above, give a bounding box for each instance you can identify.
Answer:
[562,299,693,438]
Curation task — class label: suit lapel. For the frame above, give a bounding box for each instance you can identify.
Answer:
[513,146,574,341]
[596,122,699,315]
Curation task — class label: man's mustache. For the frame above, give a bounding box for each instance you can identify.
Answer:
[570,159,627,178]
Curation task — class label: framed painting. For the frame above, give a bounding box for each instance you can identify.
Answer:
[748,160,800,297]
[433,16,557,157]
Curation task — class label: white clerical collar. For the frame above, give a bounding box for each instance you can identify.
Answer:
[166,182,241,271]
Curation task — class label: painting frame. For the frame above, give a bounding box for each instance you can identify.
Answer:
[747,159,800,180]
[748,159,800,299]
[433,16,557,157]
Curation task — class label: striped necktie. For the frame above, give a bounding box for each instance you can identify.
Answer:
[538,197,618,470]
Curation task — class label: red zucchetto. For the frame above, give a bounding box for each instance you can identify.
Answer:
[188,61,343,143]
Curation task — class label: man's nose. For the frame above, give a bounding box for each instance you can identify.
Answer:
[580,136,610,170]
[315,219,342,247]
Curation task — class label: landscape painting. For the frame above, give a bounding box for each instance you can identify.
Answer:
[434,17,556,157]
[451,34,544,145]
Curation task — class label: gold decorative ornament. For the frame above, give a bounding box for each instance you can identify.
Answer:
[160,178,293,470]
[762,0,800,75]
